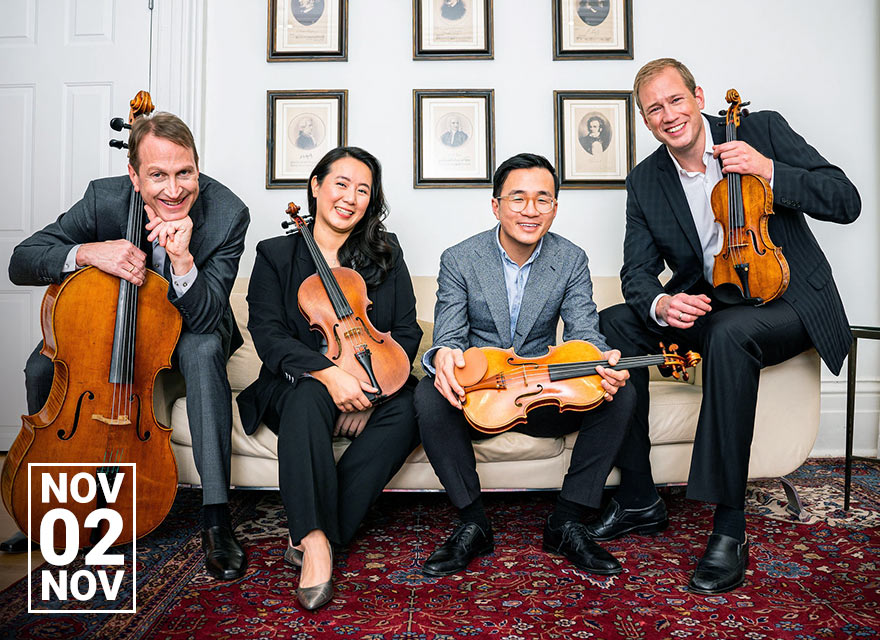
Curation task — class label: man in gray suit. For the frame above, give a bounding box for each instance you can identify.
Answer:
[415,153,635,577]
[8,112,250,580]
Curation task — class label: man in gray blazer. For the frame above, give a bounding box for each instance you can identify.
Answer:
[415,153,635,577]
[595,58,860,595]
[8,112,250,580]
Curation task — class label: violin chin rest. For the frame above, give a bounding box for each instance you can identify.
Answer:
[455,347,489,388]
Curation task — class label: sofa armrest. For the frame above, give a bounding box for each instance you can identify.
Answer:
[154,369,186,428]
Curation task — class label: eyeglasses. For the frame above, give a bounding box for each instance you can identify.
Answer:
[496,194,557,214]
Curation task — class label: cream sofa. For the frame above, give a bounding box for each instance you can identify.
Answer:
[155,276,821,492]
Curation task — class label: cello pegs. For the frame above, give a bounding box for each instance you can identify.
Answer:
[109,139,129,149]
[110,117,131,131]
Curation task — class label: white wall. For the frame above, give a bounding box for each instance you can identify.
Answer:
[200,0,879,456]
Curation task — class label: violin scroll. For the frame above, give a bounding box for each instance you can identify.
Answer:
[281,201,314,234]
[657,342,701,382]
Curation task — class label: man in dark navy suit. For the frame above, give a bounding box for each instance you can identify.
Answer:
[594,58,860,595]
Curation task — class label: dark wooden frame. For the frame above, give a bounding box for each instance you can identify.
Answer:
[554,90,634,189]
[413,0,493,60]
[413,89,495,188]
[267,0,348,61]
[266,90,347,188]
[552,0,633,60]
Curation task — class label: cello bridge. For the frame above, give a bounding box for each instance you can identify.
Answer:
[91,414,131,426]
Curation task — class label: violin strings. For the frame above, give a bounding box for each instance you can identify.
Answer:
[495,355,669,380]
[298,220,364,368]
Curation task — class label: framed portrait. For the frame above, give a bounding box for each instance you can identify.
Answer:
[552,0,632,60]
[413,0,493,60]
[413,89,495,188]
[267,0,347,61]
[554,90,634,189]
[266,90,347,188]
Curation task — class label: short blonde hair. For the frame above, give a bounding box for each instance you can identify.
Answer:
[633,58,697,111]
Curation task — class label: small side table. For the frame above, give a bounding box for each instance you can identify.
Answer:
[844,325,880,510]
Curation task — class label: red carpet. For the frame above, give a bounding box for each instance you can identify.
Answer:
[1,458,878,639]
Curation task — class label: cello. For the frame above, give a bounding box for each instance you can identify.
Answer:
[454,341,700,434]
[1,91,181,549]
[710,89,790,305]
[283,202,411,404]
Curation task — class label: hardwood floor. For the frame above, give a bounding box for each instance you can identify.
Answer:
[0,456,45,592]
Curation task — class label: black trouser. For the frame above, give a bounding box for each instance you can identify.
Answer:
[599,299,812,510]
[268,378,419,547]
[414,375,635,510]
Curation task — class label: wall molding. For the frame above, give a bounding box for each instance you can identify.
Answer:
[150,0,207,159]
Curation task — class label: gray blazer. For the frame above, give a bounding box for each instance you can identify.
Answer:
[430,228,609,364]
[9,173,250,350]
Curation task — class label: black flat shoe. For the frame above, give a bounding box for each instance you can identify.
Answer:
[202,525,247,580]
[543,518,622,575]
[584,497,668,542]
[688,533,749,595]
[0,531,35,554]
[422,522,494,577]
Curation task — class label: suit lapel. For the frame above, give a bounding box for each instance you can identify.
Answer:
[472,232,512,345]
[512,240,555,352]
[656,148,704,261]
[187,195,207,260]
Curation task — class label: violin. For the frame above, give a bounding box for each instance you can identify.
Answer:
[1,91,181,549]
[283,203,411,404]
[453,341,700,434]
[710,89,790,305]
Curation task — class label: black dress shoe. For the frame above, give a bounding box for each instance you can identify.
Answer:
[0,531,36,554]
[422,522,494,577]
[583,497,668,542]
[201,525,247,580]
[543,519,622,575]
[688,534,749,595]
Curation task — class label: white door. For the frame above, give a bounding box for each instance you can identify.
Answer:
[0,0,153,448]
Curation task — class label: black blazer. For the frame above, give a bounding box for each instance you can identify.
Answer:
[622,111,860,374]
[236,231,422,435]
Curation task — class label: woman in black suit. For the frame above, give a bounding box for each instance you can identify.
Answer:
[237,147,422,610]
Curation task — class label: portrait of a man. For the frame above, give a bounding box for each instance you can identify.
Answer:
[440,0,466,21]
[291,0,325,26]
[293,116,319,150]
[577,0,610,27]
[440,114,469,147]
[578,113,612,155]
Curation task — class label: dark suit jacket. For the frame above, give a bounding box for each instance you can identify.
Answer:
[621,111,860,374]
[431,228,609,361]
[236,231,422,435]
[8,174,250,352]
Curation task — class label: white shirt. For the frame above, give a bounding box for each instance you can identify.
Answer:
[650,115,774,325]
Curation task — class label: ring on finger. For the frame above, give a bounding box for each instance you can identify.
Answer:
[678,311,684,321]
[128,264,135,273]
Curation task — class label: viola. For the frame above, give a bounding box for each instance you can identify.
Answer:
[710,89,790,305]
[453,341,700,434]
[1,91,181,549]
[284,203,410,404]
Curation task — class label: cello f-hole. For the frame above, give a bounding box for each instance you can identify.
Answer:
[57,390,94,440]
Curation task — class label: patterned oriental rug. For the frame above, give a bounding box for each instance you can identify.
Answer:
[0,458,878,640]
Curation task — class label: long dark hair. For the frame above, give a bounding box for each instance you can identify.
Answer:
[307,146,394,286]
